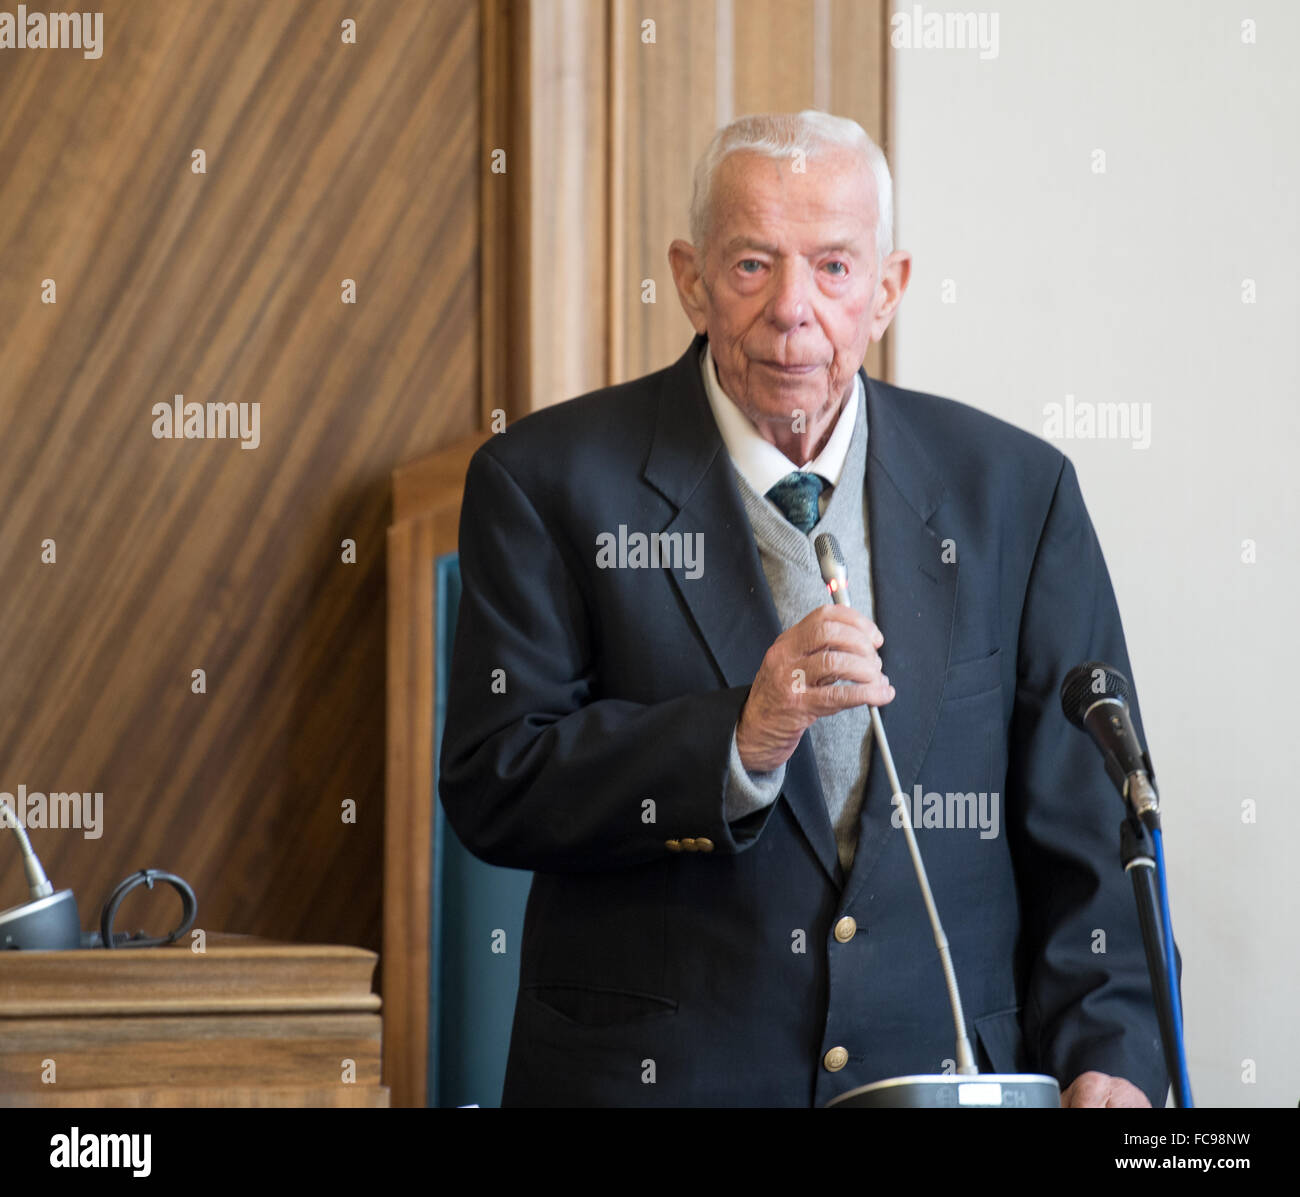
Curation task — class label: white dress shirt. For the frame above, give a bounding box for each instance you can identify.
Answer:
[700,342,863,513]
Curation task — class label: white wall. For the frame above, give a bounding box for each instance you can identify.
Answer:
[891,0,1298,1107]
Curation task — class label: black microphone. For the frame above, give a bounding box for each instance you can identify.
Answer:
[1060,661,1160,830]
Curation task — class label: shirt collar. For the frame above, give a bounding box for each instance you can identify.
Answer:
[700,341,861,497]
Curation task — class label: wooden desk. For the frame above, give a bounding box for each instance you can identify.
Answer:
[0,934,388,1107]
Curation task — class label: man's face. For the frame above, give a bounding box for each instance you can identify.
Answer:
[679,148,885,442]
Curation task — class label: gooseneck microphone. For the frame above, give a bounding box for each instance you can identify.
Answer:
[1059,662,1159,830]
[0,798,83,949]
[814,532,977,1078]
[813,532,1059,1107]
[1,797,54,900]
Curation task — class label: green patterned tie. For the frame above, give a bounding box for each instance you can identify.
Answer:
[765,472,828,533]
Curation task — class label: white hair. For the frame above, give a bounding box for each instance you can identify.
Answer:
[688,110,894,263]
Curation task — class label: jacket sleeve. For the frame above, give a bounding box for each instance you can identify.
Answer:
[438,445,776,873]
[1007,456,1173,1106]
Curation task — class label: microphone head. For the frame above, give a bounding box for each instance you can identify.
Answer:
[814,532,844,571]
[814,533,850,604]
[1060,661,1131,728]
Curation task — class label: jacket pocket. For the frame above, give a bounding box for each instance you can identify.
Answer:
[973,1005,1026,1074]
[943,647,1002,702]
[525,983,678,1029]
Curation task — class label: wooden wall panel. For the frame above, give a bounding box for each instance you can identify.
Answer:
[385,432,487,1110]
[0,0,480,953]
[732,0,819,116]
[610,0,723,387]
[829,0,891,147]
[527,0,610,410]
[483,0,611,419]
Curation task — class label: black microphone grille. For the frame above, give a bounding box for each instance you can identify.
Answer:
[1060,661,1131,727]
[814,533,844,567]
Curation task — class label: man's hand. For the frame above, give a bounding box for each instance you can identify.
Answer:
[736,605,894,773]
[1060,1071,1151,1108]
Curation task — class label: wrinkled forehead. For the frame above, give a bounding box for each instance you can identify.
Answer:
[709,148,879,251]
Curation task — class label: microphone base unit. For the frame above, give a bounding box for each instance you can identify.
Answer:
[825,1073,1061,1109]
[0,888,83,950]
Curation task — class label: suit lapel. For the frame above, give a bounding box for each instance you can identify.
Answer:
[644,335,841,886]
[843,371,955,906]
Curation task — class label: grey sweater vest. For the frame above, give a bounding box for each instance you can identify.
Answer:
[733,402,875,871]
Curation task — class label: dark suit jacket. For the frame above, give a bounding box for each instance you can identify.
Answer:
[439,332,1170,1107]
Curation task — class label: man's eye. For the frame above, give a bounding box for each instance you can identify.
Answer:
[824,261,847,276]
[738,259,763,273]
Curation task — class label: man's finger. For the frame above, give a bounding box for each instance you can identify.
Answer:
[797,604,884,648]
[1060,1072,1150,1109]
[804,678,894,715]
[793,618,879,664]
[800,648,883,687]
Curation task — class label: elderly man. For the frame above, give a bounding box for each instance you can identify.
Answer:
[440,111,1168,1108]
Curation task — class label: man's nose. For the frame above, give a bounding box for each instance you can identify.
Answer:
[767,259,814,329]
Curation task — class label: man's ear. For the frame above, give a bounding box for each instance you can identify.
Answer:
[869,250,912,343]
[668,239,710,335]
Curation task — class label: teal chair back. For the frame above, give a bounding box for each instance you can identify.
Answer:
[430,553,533,1107]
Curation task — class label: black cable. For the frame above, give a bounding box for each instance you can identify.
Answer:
[97,869,198,949]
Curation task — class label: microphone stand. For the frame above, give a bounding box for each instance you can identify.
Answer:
[1060,662,1192,1107]
[1119,817,1189,1108]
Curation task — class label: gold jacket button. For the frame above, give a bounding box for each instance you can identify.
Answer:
[834,916,857,943]
[695,837,715,853]
[823,1046,849,1072]
[665,839,682,852]
[681,837,698,852]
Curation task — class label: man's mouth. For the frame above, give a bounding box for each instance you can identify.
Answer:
[758,360,821,375]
